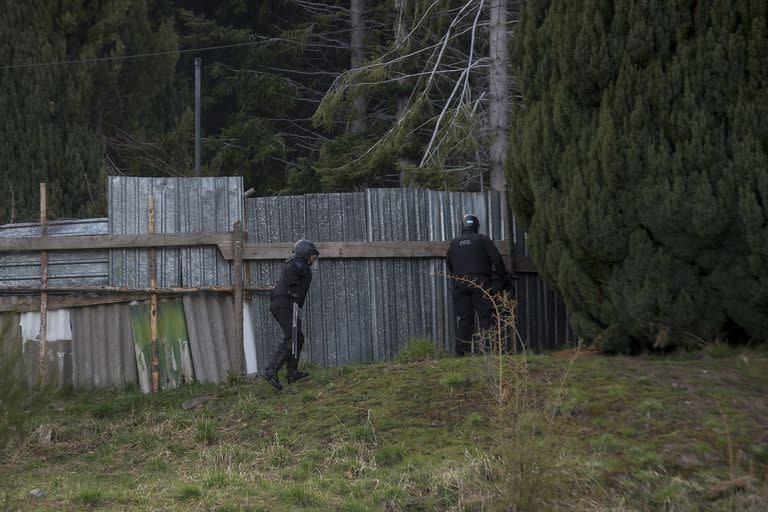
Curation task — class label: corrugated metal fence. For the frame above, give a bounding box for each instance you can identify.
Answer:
[245,188,572,369]
[510,217,574,351]
[0,218,109,287]
[0,178,573,391]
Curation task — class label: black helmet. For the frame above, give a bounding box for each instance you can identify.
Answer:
[461,214,480,232]
[293,239,319,259]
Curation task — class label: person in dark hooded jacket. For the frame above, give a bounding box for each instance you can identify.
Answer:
[446,214,508,356]
[263,239,319,390]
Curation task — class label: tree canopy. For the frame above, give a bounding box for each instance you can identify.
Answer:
[0,0,512,221]
[509,0,768,351]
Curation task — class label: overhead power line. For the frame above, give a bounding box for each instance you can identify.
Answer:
[1,40,278,71]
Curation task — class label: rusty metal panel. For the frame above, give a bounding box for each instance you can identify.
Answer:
[129,299,193,392]
[70,303,137,389]
[108,176,242,288]
[0,218,109,287]
[182,293,241,383]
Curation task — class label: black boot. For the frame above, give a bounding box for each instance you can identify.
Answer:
[263,369,282,390]
[287,370,309,384]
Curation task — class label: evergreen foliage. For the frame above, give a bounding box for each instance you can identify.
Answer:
[509,0,768,351]
[1,1,510,216]
[310,0,504,191]
[173,1,339,194]
[0,0,179,221]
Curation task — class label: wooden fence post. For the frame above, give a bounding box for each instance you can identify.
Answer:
[501,187,514,273]
[38,183,48,379]
[232,220,244,374]
[148,195,159,393]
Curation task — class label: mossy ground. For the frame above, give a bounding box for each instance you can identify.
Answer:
[1,345,766,511]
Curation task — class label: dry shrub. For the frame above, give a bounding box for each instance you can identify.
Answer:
[445,275,587,511]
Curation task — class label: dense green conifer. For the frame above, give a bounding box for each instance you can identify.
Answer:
[0,0,178,220]
[509,0,768,351]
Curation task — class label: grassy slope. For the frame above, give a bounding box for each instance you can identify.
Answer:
[1,347,767,511]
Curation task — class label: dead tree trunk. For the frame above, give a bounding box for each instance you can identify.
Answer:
[395,0,412,186]
[489,0,509,191]
[350,0,367,134]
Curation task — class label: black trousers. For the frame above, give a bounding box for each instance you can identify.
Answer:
[453,279,493,355]
[266,300,305,374]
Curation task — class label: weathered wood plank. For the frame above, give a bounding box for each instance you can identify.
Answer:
[225,240,510,260]
[0,286,276,313]
[232,221,245,374]
[39,183,49,375]
[513,256,537,274]
[0,232,232,252]
[0,293,154,313]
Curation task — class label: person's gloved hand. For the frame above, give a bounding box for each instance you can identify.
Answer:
[506,274,518,294]
[288,292,298,303]
[490,279,505,293]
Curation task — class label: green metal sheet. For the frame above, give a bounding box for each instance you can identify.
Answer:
[129,299,194,393]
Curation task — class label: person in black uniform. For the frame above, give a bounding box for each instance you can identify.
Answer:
[446,214,508,356]
[263,239,320,390]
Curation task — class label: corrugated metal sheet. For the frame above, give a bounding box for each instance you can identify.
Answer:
[245,188,515,368]
[245,194,310,373]
[20,309,73,387]
[129,299,193,392]
[0,180,574,391]
[108,176,242,288]
[0,218,109,287]
[70,303,137,389]
[182,293,242,383]
[513,275,573,351]
[303,192,370,366]
[508,216,574,351]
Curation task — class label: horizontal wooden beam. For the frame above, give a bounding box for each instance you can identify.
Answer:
[512,256,537,274]
[0,285,234,294]
[0,286,274,313]
[0,232,538,272]
[223,240,510,261]
[0,293,152,313]
[0,232,231,252]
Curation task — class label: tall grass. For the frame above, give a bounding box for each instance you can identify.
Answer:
[446,275,585,510]
[0,313,56,450]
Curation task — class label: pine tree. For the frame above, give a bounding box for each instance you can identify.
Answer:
[0,0,179,221]
[312,0,516,191]
[509,0,768,351]
[174,0,349,195]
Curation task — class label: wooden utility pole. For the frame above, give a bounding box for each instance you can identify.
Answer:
[194,57,202,176]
